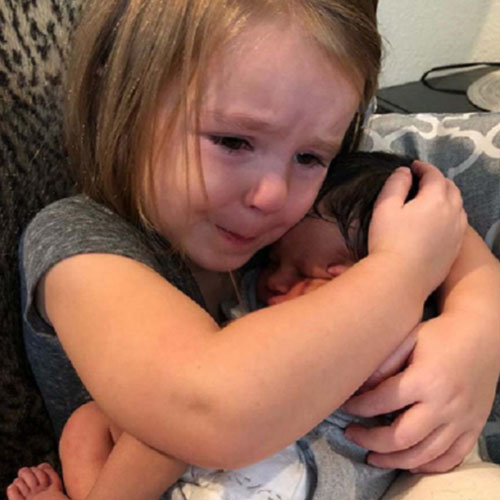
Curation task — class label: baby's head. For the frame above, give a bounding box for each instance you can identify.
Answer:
[258,151,417,305]
[65,1,381,271]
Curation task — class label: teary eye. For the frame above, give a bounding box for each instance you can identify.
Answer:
[295,153,325,168]
[210,135,252,152]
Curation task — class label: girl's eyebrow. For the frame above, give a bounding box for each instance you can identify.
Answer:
[203,109,342,153]
[202,109,280,133]
[311,138,341,156]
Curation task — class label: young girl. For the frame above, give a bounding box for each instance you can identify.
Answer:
[7,1,500,500]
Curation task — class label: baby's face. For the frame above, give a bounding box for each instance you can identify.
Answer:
[257,216,355,305]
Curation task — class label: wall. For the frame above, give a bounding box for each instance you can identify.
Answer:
[378,0,500,88]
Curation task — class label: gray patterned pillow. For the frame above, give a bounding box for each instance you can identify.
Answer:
[361,112,500,257]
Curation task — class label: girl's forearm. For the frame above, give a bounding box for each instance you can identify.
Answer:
[435,225,500,376]
[438,225,500,320]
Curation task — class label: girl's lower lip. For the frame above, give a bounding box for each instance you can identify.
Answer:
[216,226,257,245]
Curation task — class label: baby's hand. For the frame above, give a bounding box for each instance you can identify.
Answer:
[369,161,467,298]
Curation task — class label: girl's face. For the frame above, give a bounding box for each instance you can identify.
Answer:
[152,18,360,271]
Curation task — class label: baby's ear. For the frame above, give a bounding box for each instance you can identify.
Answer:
[327,264,350,277]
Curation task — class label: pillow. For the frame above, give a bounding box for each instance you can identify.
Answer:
[361,112,500,257]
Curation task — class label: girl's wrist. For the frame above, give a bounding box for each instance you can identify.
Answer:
[366,251,431,306]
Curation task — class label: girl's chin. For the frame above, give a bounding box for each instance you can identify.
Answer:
[187,249,254,273]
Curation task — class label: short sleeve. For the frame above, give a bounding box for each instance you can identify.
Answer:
[21,195,165,335]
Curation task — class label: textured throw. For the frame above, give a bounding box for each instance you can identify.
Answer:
[0,0,82,490]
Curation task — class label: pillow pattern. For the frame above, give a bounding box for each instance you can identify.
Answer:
[361,112,500,255]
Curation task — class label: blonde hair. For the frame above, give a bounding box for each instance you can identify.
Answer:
[66,0,381,227]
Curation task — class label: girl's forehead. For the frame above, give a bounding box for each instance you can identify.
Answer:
[205,18,360,97]
[199,18,360,142]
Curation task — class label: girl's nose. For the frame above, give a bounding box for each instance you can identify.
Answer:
[245,172,288,214]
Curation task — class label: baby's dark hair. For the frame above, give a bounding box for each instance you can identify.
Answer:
[314,151,419,261]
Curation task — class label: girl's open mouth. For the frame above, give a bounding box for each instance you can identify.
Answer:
[216,225,257,245]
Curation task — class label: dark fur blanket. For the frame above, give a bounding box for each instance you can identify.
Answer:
[0,0,82,489]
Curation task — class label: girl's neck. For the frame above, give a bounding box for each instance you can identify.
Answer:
[186,261,241,321]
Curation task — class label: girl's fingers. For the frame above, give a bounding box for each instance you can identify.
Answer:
[343,371,416,417]
[345,403,441,454]
[373,167,413,210]
[410,160,444,180]
[366,422,459,470]
[410,160,451,196]
[410,432,477,473]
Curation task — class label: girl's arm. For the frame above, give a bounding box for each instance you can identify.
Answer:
[344,225,500,472]
[42,165,465,470]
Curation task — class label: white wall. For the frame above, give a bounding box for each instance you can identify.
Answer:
[378,0,500,88]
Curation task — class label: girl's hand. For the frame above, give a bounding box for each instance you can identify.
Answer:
[342,313,499,473]
[369,161,467,298]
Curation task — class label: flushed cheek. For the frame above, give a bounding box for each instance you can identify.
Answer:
[283,193,318,227]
